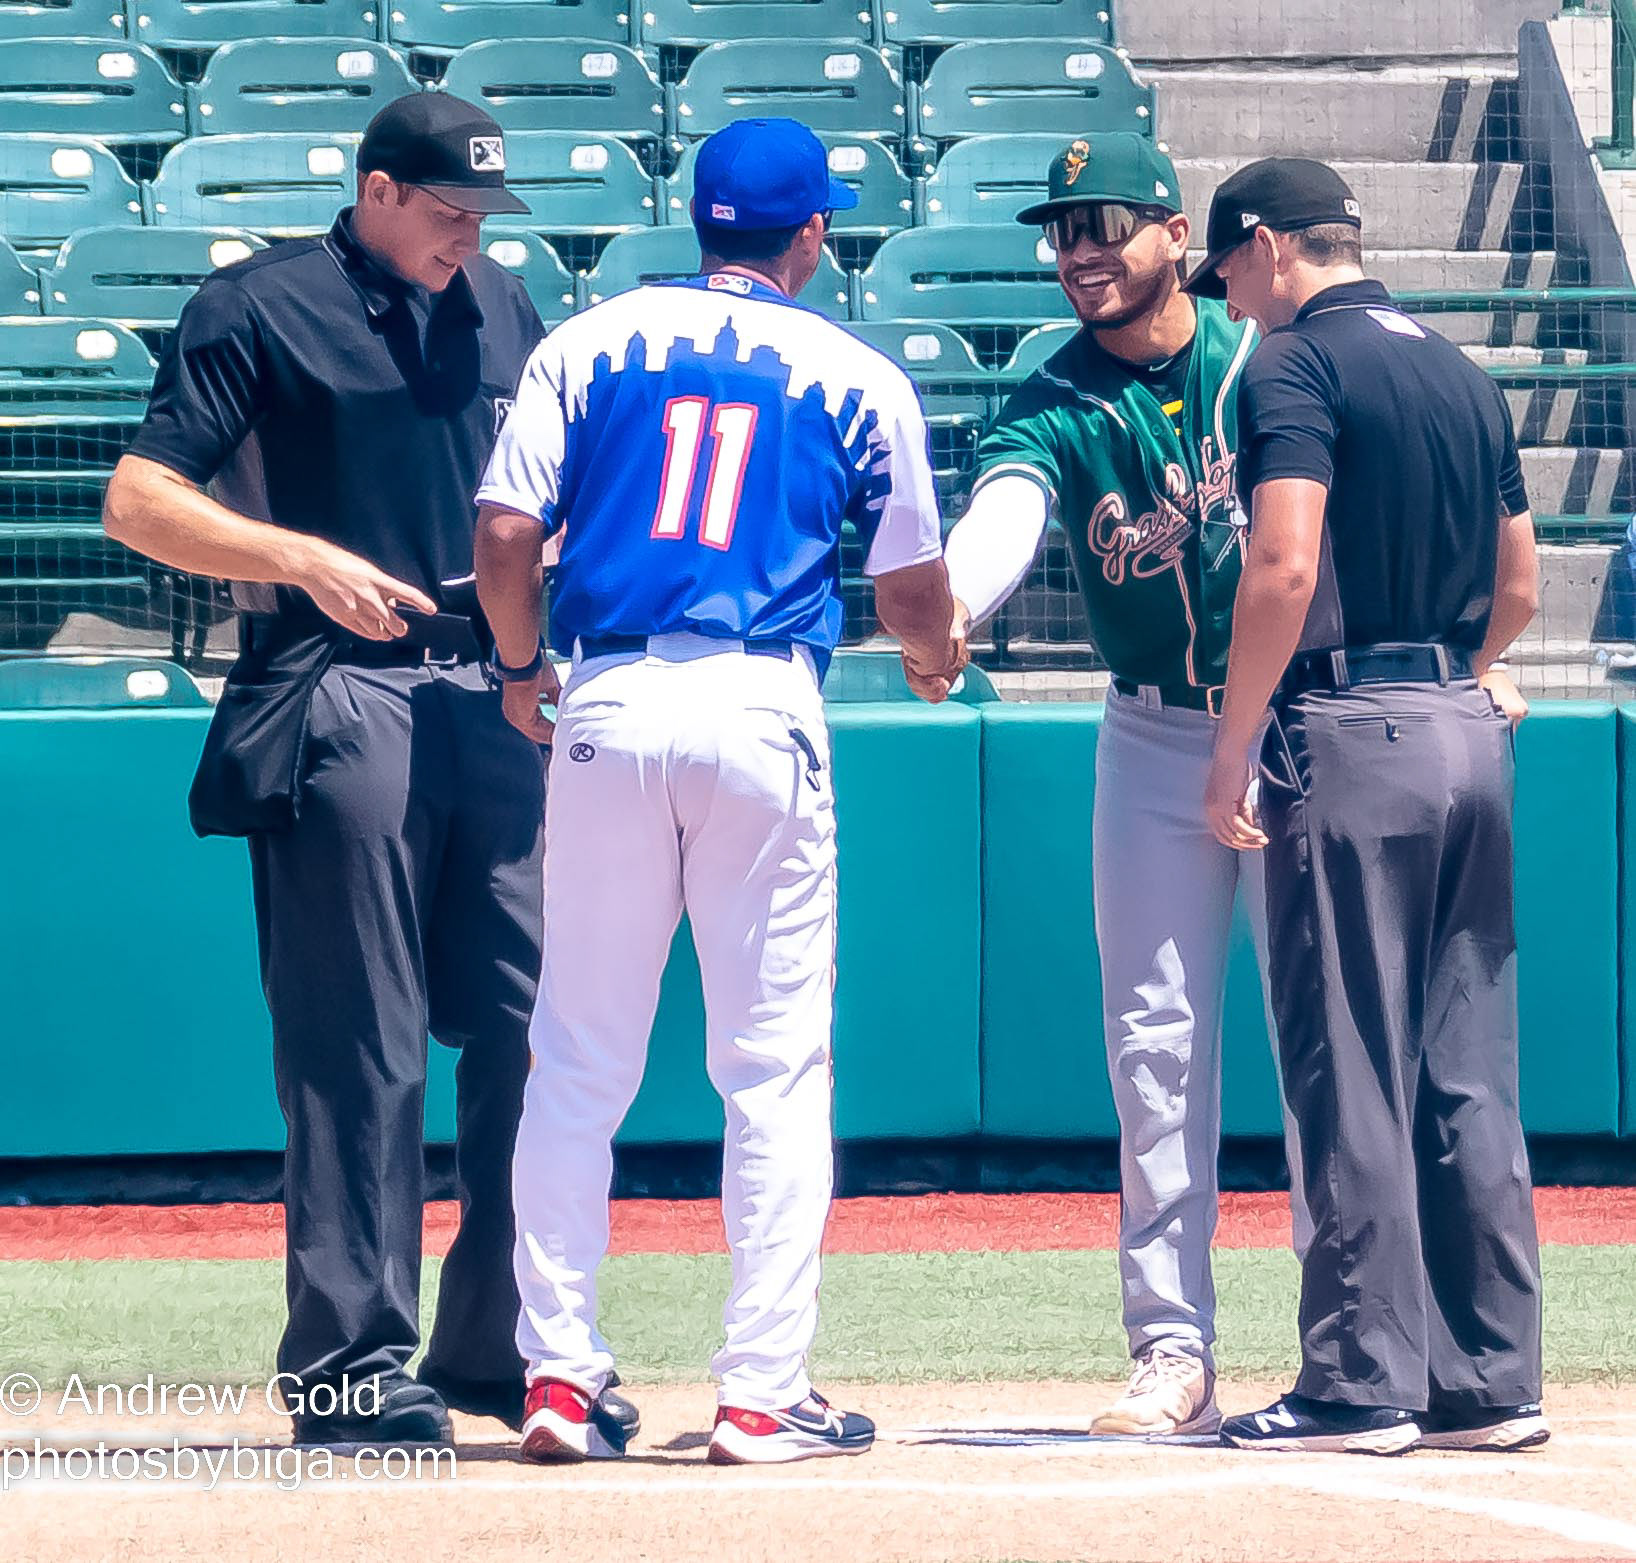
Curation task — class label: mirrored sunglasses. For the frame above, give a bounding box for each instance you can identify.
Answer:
[1046,203,1168,251]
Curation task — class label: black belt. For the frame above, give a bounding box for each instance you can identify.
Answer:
[1111,678,1224,716]
[577,633,794,662]
[1281,642,1475,697]
[241,612,484,668]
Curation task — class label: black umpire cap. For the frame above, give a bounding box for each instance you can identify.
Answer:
[1183,157,1361,298]
[358,92,529,215]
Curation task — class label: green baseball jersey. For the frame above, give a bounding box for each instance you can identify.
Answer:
[974,298,1258,690]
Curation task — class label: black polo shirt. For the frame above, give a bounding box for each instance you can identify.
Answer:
[1236,278,1529,654]
[129,209,545,614]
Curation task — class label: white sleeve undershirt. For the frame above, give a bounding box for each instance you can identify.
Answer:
[943,473,1052,625]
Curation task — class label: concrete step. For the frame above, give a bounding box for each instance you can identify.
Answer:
[1181,249,1559,292]
[1521,448,1636,514]
[1519,543,1621,649]
[1151,66,1517,162]
[1175,158,1540,250]
[1119,0,1553,64]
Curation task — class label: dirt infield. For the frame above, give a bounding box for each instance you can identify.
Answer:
[4,1188,1634,1261]
[3,1381,1631,1563]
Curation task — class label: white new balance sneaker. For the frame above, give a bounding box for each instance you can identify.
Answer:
[1092,1350,1221,1436]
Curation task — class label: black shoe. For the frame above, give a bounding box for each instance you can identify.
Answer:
[1419,1401,1549,1452]
[1220,1393,1421,1454]
[418,1368,640,1439]
[292,1379,453,1449]
[600,1371,642,1441]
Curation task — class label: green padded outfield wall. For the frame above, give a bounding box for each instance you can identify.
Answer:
[979,701,1621,1141]
[0,702,982,1157]
[1617,709,1636,1137]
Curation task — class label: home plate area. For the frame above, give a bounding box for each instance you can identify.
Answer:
[5,1382,1634,1563]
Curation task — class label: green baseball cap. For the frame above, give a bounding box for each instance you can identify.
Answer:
[1015,133,1183,227]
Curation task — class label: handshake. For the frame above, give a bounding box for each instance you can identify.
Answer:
[900,596,973,705]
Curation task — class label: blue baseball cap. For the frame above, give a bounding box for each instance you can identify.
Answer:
[692,117,859,232]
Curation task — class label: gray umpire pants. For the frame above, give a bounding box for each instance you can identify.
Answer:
[1094,685,1311,1373]
[249,660,546,1403]
[1258,680,1543,1414]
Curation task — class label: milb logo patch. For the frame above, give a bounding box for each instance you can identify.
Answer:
[469,135,506,172]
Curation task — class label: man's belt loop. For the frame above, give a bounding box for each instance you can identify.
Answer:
[1329,648,1351,690]
[1434,644,1451,685]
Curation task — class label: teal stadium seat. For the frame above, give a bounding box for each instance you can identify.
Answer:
[0,319,156,649]
[189,40,418,138]
[846,320,986,380]
[922,132,1061,225]
[639,0,869,49]
[1000,319,1075,381]
[385,0,629,54]
[673,41,906,141]
[582,225,850,317]
[858,224,1067,326]
[0,655,207,708]
[499,130,656,235]
[881,0,1110,46]
[0,237,43,312]
[482,227,577,319]
[0,40,186,148]
[147,133,356,234]
[0,135,143,251]
[915,41,1151,147]
[0,0,123,40]
[665,134,910,236]
[130,0,377,49]
[440,40,663,142]
[39,225,264,328]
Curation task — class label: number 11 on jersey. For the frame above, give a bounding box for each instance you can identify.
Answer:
[650,395,759,551]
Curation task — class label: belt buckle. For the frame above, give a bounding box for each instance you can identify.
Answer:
[422,646,461,670]
[1205,685,1225,719]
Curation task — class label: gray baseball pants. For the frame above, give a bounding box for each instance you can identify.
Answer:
[1094,684,1311,1372]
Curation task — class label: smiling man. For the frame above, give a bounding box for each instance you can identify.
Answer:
[929,132,1307,1439]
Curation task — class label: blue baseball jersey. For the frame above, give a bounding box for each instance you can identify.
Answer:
[474,272,945,661]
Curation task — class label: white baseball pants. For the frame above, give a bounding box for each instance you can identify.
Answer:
[512,633,837,1412]
[1094,685,1313,1372]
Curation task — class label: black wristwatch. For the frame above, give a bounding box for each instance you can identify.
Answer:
[487,637,546,685]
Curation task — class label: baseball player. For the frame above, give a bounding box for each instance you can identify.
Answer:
[473,117,964,1465]
[929,133,1309,1437]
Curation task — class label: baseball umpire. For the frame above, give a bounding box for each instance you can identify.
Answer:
[475,116,965,1465]
[1194,158,1547,1454]
[102,94,636,1447]
[934,132,1308,1438]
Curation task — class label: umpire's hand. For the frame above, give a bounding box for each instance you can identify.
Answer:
[1480,667,1528,728]
[500,656,564,746]
[296,537,437,640]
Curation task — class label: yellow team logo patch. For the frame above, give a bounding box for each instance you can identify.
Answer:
[1063,139,1091,187]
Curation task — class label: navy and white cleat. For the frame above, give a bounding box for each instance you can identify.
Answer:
[707,1391,875,1465]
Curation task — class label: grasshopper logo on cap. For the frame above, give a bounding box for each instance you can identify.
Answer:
[1063,138,1091,187]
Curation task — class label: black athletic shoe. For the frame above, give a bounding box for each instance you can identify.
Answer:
[417,1369,641,1439]
[1419,1402,1550,1452]
[1220,1393,1421,1455]
[292,1379,453,1449]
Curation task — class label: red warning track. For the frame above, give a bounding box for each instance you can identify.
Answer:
[0,1188,1631,1261]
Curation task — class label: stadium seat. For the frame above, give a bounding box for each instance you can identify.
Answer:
[0,319,157,650]
[0,237,43,312]
[0,0,123,40]
[385,0,630,54]
[1000,319,1075,381]
[582,225,850,316]
[38,225,264,329]
[0,135,144,251]
[665,134,910,236]
[499,130,656,235]
[130,0,377,49]
[639,0,869,50]
[858,224,1066,325]
[189,40,418,138]
[440,39,663,142]
[673,41,906,141]
[0,40,186,148]
[0,654,207,708]
[846,320,986,380]
[922,133,1062,225]
[881,0,1111,48]
[147,133,356,234]
[482,227,577,319]
[915,41,1151,146]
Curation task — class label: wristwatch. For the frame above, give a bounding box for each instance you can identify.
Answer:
[486,636,546,685]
